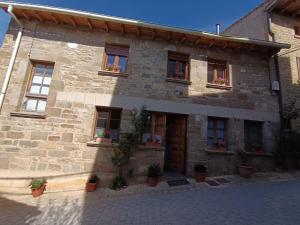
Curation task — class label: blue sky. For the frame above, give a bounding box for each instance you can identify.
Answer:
[0,0,262,46]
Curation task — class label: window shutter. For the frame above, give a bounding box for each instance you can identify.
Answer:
[297,57,300,80]
[105,44,129,56]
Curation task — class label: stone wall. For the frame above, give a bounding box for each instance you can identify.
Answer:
[0,19,279,182]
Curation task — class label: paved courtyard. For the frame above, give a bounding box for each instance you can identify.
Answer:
[1,179,300,225]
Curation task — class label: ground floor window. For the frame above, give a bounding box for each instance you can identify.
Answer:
[94,107,121,143]
[142,112,166,146]
[244,120,263,152]
[207,117,227,150]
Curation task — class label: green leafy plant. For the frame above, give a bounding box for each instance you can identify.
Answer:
[87,175,99,184]
[29,178,47,190]
[194,164,206,173]
[111,106,149,189]
[237,149,249,165]
[109,175,127,190]
[147,164,161,178]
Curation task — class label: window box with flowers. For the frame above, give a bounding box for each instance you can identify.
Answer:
[94,131,112,143]
[207,59,231,89]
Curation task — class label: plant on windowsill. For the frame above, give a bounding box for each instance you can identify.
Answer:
[145,136,162,148]
[194,163,207,182]
[213,78,227,86]
[212,141,226,151]
[147,164,161,187]
[29,178,47,197]
[85,175,99,192]
[106,64,114,72]
[237,149,253,178]
[95,131,112,143]
[110,106,149,190]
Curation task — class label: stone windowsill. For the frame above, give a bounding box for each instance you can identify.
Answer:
[86,141,165,151]
[294,35,300,39]
[205,150,235,155]
[10,111,46,119]
[206,83,232,90]
[98,70,129,77]
[165,78,192,85]
[245,152,272,157]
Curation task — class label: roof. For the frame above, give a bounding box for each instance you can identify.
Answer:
[0,1,290,54]
[266,0,300,16]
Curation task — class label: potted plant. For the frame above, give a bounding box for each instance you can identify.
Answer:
[85,175,99,192]
[147,164,161,187]
[29,178,47,197]
[145,135,162,148]
[237,150,253,178]
[194,163,207,182]
[95,131,112,143]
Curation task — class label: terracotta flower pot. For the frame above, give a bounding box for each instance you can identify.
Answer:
[238,165,253,178]
[195,172,206,182]
[85,182,97,192]
[95,138,112,143]
[31,185,46,198]
[147,177,159,187]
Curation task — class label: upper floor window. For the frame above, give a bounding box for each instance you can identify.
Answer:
[207,117,227,151]
[23,62,54,112]
[207,59,229,86]
[294,26,300,36]
[94,107,121,143]
[244,120,263,153]
[103,44,129,74]
[167,51,189,81]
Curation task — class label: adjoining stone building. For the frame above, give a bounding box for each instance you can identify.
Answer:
[224,0,300,131]
[0,2,289,187]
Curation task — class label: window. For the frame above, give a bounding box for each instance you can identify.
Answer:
[94,107,121,143]
[294,26,300,36]
[244,121,263,152]
[167,51,189,80]
[207,59,229,86]
[103,44,129,73]
[23,62,54,112]
[297,57,300,81]
[207,117,227,150]
[142,112,166,146]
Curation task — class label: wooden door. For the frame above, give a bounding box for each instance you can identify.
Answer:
[165,115,187,174]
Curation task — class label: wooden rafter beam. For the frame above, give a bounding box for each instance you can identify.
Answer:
[49,13,59,24]
[292,7,300,16]
[136,27,141,36]
[195,38,201,45]
[167,32,172,41]
[22,11,30,20]
[209,41,215,48]
[121,24,125,35]
[86,18,93,30]
[236,44,242,50]
[69,16,77,28]
[34,12,43,22]
[180,35,186,43]
[222,42,228,49]
[280,0,296,13]
[105,22,110,33]
[152,29,156,39]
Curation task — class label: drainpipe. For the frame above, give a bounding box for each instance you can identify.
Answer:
[0,5,23,113]
[267,12,286,169]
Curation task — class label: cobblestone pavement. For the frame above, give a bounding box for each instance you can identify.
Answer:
[1,179,300,225]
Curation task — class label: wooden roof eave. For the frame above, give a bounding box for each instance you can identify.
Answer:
[0,1,290,54]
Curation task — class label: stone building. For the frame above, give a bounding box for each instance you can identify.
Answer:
[0,2,289,188]
[224,0,300,131]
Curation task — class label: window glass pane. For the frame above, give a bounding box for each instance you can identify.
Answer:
[97,118,107,129]
[217,120,225,129]
[207,129,214,138]
[119,56,127,73]
[32,76,43,84]
[110,129,119,142]
[34,67,44,76]
[41,87,49,95]
[178,61,186,79]
[43,77,52,85]
[208,65,214,83]
[208,119,214,129]
[99,111,109,119]
[111,110,121,120]
[217,66,225,80]
[216,130,224,138]
[167,60,176,77]
[37,100,47,112]
[207,138,213,147]
[44,67,54,76]
[26,99,37,111]
[107,55,115,67]
[110,119,120,129]
[95,127,105,135]
[30,85,41,94]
